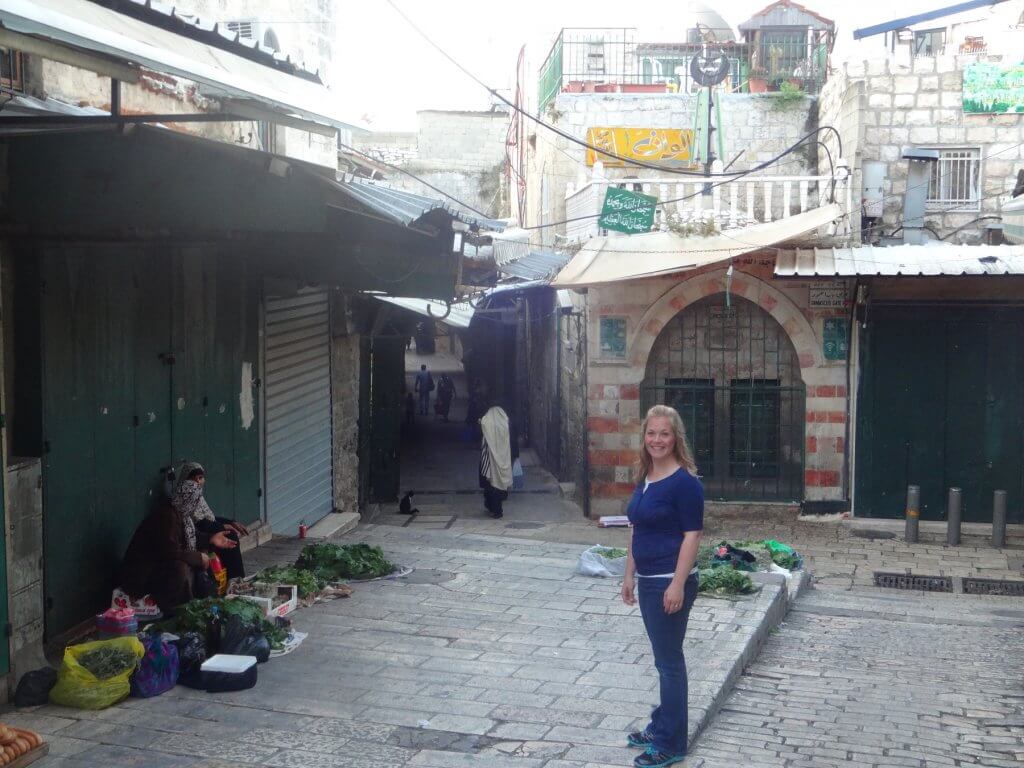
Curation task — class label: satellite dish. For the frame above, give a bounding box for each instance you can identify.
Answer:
[689,49,730,86]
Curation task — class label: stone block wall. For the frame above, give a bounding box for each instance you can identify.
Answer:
[330,292,361,514]
[526,92,818,242]
[582,260,851,518]
[821,55,1024,242]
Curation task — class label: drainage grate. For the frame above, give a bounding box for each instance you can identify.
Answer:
[963,578,1024,596]
[873,572,953,592]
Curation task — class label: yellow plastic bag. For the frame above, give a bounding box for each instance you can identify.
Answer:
[49,636,145,709]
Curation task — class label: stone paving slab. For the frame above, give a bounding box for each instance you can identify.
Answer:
[16,522,789,768]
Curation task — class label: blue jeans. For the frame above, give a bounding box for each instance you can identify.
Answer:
[637,572,699,756]
[418,391,430,415]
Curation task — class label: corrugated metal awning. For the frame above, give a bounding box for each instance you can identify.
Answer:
[498,250,572,281]
[377,297,475,329]
[553,204,842,288]
[775,244,1024,277]
[337,179,506,232]
[0,0,358,131]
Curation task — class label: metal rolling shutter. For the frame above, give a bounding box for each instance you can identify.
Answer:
[264,289,333,534]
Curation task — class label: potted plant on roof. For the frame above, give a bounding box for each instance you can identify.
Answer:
[747,64,769,93]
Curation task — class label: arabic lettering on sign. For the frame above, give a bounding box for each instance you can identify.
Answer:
[585,127,695,167]
[599,187,657,234]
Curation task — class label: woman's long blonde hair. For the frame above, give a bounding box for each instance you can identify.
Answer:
[636,404,698,482]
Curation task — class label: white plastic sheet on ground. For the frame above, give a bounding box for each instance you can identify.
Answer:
[575,545,627,578]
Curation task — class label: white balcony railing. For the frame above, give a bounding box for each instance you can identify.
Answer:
[564,166,851,243]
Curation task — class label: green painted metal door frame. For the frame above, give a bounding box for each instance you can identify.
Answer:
[368,337,403,503]
[855,304,1024,523]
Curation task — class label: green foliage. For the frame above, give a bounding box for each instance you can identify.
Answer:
[696,544,714,570]
[296,542,395,581]
[772,80,805,110]
[77,647,138,680]
[593,547,628,559]
[255,566,323,598]
[163,597,288,649]
[698,567,756,596]
[770,551,801,570]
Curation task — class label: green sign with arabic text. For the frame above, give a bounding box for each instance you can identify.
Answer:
[599,187,657,234]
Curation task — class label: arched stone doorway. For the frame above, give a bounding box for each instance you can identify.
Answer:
[641,294,805,501]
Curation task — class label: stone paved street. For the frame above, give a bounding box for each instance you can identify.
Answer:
[690,587,1024,767]
[18,520,785,768]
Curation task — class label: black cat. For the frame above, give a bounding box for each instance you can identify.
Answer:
[398,491,419,515]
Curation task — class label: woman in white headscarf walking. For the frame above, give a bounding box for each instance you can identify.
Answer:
[479,403,518,519]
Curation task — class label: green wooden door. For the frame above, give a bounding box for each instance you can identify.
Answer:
[368,337,403,503]
[856,305,1024,523]
[42,245,262,638]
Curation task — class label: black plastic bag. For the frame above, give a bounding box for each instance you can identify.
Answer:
[174,630,208,689]
[220,615,271,663]
[14,667,58,707]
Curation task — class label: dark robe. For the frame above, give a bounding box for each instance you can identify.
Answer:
[120,500,212,613]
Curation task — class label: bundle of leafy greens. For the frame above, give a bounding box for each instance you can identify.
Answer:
[254,566,322,599]
[592,547,628,559]
[697,567,756,597]
[78,646,139,679]
[770,551,801,571]
[163,598,288,649]
[296,542,395,581]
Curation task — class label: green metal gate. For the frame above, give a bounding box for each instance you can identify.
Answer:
[642,294,805,501]
[41,245,260,638]
[856,304,1024,523]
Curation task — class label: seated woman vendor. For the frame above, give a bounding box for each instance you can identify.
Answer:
[173,461,247,580]
[119,463,245,613]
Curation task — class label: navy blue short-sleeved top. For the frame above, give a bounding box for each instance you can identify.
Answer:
[626,468,704,576]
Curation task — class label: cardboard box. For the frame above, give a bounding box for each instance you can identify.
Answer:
[231,584,297,619]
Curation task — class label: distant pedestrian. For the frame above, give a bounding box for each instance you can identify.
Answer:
[621,405,703,768]
[435,374,456,421]
[479,403,517,519]
[414,364,434,415]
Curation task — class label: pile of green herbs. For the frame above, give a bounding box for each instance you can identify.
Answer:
[159,597,287,649]
[593,547,628,559]
[698,567,756,596]
[296,542,395,581]
[78,646,138,679]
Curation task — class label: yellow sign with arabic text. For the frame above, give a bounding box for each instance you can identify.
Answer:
[585,127,695,167]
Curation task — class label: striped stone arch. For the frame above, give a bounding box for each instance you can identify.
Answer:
[627,268,821,384]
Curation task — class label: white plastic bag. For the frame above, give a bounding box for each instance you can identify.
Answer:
[575,545,627,578]
[512,458,524,490]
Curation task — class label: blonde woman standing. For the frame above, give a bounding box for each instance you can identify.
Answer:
[620,405,703,768]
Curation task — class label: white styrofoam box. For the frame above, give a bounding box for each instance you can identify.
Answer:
[201,654,257,673]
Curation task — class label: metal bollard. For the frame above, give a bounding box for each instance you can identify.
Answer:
[993,490,1008,548]
[947,487,962,546]
[905,485,920,544]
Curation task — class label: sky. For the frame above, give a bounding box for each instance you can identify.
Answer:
[331,0,1023,131]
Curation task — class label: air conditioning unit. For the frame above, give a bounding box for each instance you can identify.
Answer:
[224,20,281,53]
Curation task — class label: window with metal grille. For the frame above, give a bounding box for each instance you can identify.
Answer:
[663,378,715,477]
[224,20,256,40]
[1,47,24,93]
[913,29,945,57]
[729,379,781,479]
[926,147,981,210]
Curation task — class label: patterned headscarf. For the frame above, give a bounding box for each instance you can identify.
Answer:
[173,462,215,522]
[170,480,201,552]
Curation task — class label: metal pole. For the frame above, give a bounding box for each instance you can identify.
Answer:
[947,487,962,546]
[905,484,920,544]
[992,490,1007,548]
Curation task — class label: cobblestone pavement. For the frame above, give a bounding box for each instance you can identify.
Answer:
[20,522,784,768]
[689,586,1024,767]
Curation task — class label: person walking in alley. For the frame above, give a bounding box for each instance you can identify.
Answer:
[620,405,703,768]
[414,364,434,415]
[479,402,517,518]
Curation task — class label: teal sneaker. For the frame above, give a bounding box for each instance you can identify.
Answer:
[634,745,687,767]
[627,729,654,748]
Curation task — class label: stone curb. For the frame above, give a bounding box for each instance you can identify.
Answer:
[689,568,809,746]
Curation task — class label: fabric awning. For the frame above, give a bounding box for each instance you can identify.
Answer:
[552,204,843,288]
[0,0,357,132]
